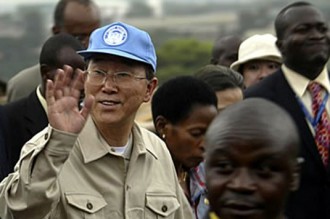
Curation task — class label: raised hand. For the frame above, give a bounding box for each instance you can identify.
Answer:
[46,65,94,134]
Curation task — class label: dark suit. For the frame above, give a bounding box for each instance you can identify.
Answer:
[244,69,330,219]
[1,90,48,176]
[0,106,10,181]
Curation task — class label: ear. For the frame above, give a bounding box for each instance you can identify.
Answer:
[52,25,61,35]
[40,64,53,97]
[154,115,168,137]
[275,39,283,53]
[289,157,303,191]
[143,77,158,102]
[40,64,52,81]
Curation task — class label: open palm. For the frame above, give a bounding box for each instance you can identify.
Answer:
[46,65,94,134]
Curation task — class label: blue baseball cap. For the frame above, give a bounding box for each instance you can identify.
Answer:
[78,22,157,72]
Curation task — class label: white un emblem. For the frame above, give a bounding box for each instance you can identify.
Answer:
[103,25,128,46]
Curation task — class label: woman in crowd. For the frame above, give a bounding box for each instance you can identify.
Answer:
[230,34,282,88]
[151,76,218,219]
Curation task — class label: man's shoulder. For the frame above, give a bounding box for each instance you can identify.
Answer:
[139,126,164,148]
[244,70,284,98]
[136,125,171,158]
[6,64,41,102]
[3,91,36,111]
[7,64,40,85]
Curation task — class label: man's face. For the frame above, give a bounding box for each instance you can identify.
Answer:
[84,55,157,128]
[205,136,297,219]
[41,47,86,96]
[214,37,242,67]
[277,6,330,72]
[56,2,101,48]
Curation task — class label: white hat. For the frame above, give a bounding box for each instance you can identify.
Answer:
[230,34,282,71]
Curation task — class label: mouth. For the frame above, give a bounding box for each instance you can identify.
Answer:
[305,42,328,49]
[98,100,121,108]
[222,201,263,216]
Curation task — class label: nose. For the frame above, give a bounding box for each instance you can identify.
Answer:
[102,75,118,93]
[74,34,90,49]
[309,27,326,40]
[198,138,206,152]
[258,66,275,80]
[227,168,256,193]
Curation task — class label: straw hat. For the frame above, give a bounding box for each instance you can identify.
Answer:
[230,34,282,71]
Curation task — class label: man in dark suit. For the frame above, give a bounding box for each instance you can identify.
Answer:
[244,2,330,219]
[0,33,85,180]
[6,0,100,103]
[0,107,9,181]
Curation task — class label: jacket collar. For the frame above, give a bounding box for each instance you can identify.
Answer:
[282,65,330,97]
[78,117,158,163]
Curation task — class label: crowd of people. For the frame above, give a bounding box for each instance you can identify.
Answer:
[0,0,330,219]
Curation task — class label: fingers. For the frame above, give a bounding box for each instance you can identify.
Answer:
[70,68,85,99]
[54,69,65,100]
[62,65,74,97]
[46,79,55,107]
[50,65,84,100]
[80,94,94,120]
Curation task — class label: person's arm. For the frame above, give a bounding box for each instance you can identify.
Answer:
[0,66,94,219]
[0,126,78,218]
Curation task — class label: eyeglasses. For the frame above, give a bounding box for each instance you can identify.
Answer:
[86,70,147,86]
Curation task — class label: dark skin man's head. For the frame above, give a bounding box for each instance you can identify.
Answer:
[275,2,330,80]
[205,98,301,219]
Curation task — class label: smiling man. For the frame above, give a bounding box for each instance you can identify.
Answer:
[0,22,193,219]
[244,2,330,218]
[204,98,301,219]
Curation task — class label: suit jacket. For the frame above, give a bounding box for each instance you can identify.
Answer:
[0,107,10,181]
[6,64,41,103]
[244,69,330,219]
[1,90,48,176]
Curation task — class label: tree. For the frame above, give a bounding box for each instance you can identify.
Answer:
[156,38,212,84]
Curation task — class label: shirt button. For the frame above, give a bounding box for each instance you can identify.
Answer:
[44,133,49,140]
[161,205,168,212]
[86,202,93,210]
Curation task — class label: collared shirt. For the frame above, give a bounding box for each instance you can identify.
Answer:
[190,162,209,219]
[282,64,330,134]
[99,132,132,170]
[36,85,47,114]
[0,118,193,219]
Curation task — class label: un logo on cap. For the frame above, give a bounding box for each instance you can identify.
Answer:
[103,25,128,46]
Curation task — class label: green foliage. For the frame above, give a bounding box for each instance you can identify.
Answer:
[156,38,212,84]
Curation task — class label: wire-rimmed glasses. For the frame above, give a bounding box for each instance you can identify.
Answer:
[86,69,147,86]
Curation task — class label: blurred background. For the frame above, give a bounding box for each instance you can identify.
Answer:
[0,0,329,98]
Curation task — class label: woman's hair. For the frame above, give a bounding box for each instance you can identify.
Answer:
[152,75,217,125]
[195,64,244,91]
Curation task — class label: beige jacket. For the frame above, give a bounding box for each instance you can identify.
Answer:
[0,117,193,219]
[6,64,41,103]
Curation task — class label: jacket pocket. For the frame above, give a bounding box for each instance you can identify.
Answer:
[145,193,180,218]
[65,192,107,218]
